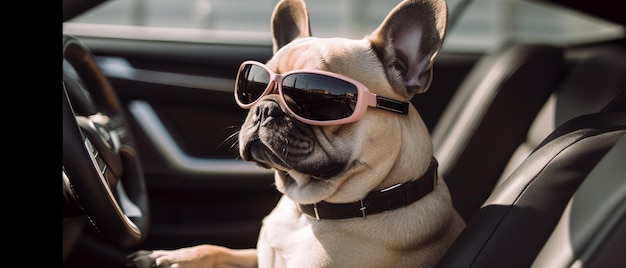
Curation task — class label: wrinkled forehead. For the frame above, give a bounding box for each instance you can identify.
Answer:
[267,37,378,73]
[266,37,392,94]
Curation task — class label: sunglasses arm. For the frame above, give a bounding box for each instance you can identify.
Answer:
[368,93,409,115]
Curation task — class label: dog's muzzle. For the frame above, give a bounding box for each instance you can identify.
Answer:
[240,99,349,179]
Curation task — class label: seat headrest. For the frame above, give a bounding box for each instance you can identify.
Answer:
[556,46,626,124]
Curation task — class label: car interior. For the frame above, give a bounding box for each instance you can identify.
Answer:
[436,44,626,267]
[62,0,625,267]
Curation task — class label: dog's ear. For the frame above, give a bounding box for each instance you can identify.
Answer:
[369,0,448,96]
[271,0,312,54]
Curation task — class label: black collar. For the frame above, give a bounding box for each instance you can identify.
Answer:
[297,158,438,220]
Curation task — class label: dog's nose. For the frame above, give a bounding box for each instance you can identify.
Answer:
[254,100,285,124]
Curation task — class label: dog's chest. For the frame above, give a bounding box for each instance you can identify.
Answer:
[257,196,328,267]
[257,196,441,268]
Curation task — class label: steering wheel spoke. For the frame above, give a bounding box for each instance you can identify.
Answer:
[76,115,123,186]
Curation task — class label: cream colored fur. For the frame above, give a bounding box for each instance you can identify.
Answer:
[128,0,464,267]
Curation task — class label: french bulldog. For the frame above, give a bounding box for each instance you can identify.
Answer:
[128,0,465,267]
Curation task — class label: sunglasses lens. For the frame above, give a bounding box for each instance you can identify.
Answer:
[236,64,270,105]
[281,73,358,121]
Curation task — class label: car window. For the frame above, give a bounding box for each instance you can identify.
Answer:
[65,0,623,53]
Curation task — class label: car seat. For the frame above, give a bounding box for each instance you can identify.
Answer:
[436,110,625,267]
[430,44,566,221]
[435,45,626,267]
[497,45,626,186]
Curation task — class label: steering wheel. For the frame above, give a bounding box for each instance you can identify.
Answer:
[62,35,149,250]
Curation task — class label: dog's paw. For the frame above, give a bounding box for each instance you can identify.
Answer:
[126,245,234,268]
[126,248,199,268]
[126,250,157,268]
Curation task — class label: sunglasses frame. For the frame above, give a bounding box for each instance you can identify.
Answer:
[234,60,409,126]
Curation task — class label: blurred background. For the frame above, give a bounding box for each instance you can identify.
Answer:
[66,0,623,53]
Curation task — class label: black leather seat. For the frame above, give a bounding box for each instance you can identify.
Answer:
[436,45,626,267]
[437,111,625,267]
[431,44,566,221]
[496,45,626,187]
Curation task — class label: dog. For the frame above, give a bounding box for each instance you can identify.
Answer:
[128,0,465,267]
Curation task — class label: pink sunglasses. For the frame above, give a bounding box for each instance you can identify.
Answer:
[234,60,409,126]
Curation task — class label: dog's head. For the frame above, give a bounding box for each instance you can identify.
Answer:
[238,0,447,204]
